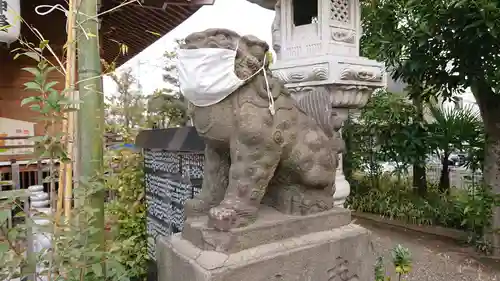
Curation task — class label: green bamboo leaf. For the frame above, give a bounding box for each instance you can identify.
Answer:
[22,52,41,62]
[39,40,50,50]
[29,104,42,112]
[0,25,11,31]
[21,96,41,106]
[146,30,161,37]
[120,44,129,55]
[48,88,60,104]
[23,82,42,91]
[21,67,40,77]
[44,81,59,92]
[46,66,57,75]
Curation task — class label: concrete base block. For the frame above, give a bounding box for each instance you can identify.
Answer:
[158,223,374,281]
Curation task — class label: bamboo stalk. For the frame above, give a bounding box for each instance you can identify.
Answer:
[65,92,76,221]
[76,0,106,254]
[64,0,78,222]
[57,0,77,223]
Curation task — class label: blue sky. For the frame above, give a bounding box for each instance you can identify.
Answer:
[103,0,274,95]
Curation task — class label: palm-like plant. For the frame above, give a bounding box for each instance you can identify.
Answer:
[392,244,412,281]
[426,103,482,192]
[373,245,413,281]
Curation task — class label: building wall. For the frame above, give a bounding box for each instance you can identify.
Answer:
[441,91,479,112]
[0,49,65,136]
[385,69,480,110]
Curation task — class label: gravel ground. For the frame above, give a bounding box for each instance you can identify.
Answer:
[356,219,500,281]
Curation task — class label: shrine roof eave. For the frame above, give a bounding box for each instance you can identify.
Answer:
[20,0,214,66]
[246,0,276,10]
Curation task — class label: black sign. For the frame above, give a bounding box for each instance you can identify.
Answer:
[143,148,204,261]
[0,0,9,32]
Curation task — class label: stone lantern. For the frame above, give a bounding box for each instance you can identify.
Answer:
[250,0,386,206]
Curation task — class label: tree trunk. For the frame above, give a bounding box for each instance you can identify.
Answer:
[483,130,500,256]
[124,108,130,129]
[413,165,427,195]
[412,95,427,195]
[439,154,451,193]
[472,81,500,257]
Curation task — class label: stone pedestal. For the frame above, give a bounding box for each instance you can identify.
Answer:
[158,206,374,281]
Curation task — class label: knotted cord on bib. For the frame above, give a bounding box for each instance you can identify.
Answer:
[263,67,275,115]
[234,42,275,115]
[261,52,275,115]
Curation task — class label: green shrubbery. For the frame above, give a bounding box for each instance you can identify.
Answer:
[342,89,500,254]
[346,173,496,253]
[104,150,148,281]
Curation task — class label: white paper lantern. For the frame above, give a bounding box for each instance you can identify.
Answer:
[0,0,21,44]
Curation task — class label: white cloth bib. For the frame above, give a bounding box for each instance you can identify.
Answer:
[177,43,275,114]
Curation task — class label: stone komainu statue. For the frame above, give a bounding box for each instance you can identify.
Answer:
[181,28,342,231]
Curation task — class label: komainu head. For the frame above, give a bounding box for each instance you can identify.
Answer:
[180,28,271,80]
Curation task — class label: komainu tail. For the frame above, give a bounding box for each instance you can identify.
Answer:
[295,90,335,138]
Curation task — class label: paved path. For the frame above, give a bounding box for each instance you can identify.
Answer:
[356,219,500,281]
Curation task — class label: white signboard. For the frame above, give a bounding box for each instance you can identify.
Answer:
[0,117,35,155]
[0,0,21,44]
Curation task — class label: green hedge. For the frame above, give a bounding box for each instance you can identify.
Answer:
[345,173,495,253]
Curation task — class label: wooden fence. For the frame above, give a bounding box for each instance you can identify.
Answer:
[0,135,59,193]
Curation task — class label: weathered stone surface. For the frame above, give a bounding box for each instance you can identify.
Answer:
[263,184,336,216]
[179,28,342,231]
[182,205,351,253]
[158,223,374,281]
